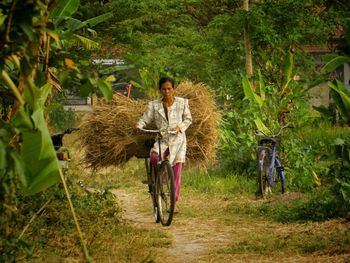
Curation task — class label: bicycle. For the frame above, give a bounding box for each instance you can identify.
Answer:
[256,124,293,198]
[138,128,176,226]
[51,128,79,177]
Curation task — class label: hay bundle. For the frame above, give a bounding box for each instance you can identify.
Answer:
[175,81,221,164]
[79,81,220,169]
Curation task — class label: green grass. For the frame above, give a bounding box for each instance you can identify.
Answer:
[182,166,256,198]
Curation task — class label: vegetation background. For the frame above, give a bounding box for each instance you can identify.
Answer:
[1,0,350,262]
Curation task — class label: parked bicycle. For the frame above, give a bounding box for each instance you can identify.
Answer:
[256,124,293,198]
[138,128,176,226]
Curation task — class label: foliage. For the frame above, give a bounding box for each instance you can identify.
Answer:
[220,51,316,186]
[328,79,350,125]
[1,182,122,262]
[283,136,316,192]
[0,0,114,260]
[256,188,348,222]
[46,93,77,131]
[327,135,350,208]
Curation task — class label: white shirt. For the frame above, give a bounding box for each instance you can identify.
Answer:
[137,97,192,165]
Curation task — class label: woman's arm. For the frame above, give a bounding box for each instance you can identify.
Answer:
[137,101,154,129]
[178,99,192,133]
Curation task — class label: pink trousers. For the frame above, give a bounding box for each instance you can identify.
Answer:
[150,151,183,202]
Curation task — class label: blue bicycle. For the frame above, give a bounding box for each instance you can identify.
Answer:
[256,125,293,197]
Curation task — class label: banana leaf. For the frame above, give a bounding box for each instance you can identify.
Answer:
[19,109,60,195]
[322,56,350,74]
[258,70,265,102]
[50,0,80,20]
[242,75,263,108]
[328,81,350,122]
[281,51,293,94]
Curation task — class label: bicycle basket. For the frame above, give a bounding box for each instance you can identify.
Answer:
[134,138,155,159]
[257,135,282,152]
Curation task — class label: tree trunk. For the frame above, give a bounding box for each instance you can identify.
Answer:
[243,0,253,86]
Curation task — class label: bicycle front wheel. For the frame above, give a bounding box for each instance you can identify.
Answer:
[146,159,160,223]
[156,160,175,226]
[257,148,271,197]
[150,161,160,223]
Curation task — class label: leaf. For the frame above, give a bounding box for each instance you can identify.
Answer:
[104,75,116,82]
[335,79,350,98]
[0,140,6,170]
[242,75,263,108]
[50,0,80,19]
[38,83,52,108]
[281,51,293,94]
[258,69,265,101]
[64,17,86,31]
[84,12,113,27]
[48,68,62,91]
[79,80,93,97]
[129,80,143,90]
[254,117,271,135]
[12,107,33,130]
[47,31,60,41]
[96,79,112,102]
[9,151,27,187]
[72,34,100,50]
[332,138,345,146]
[328,81,350,121]
[322,56,350,74]
[0,13,7,28]
[330,92,348,121]
[19,23,35,42]
[20,109,60,195]
[337,178,350,202]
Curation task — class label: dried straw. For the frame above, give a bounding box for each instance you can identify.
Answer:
[78,81,220,170]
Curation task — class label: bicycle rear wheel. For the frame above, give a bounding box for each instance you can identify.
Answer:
[275,157,286,194]
[257,148,271,197]
[156,160,175,226]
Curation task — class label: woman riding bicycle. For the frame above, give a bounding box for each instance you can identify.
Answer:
[137,76,192,205]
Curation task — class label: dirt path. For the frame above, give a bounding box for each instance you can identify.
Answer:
[112,183,350,263]
[112,186,233,263]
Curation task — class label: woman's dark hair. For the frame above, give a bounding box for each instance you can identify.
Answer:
[158,76,175,90]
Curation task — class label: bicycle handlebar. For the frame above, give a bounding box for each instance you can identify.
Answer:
[139,128,177,135]
[256,124,294,138]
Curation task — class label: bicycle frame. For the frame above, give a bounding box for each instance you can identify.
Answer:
[258,143,285,187]
[257,137,286,197]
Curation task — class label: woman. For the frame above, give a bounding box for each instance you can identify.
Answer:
[137,77,192,204]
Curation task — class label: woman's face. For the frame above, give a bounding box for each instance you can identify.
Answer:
[160,81,175,100]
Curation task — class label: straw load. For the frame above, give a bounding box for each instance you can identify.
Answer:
[78,81,221,170]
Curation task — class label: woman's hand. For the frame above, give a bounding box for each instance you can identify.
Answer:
[169,126,181,134]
